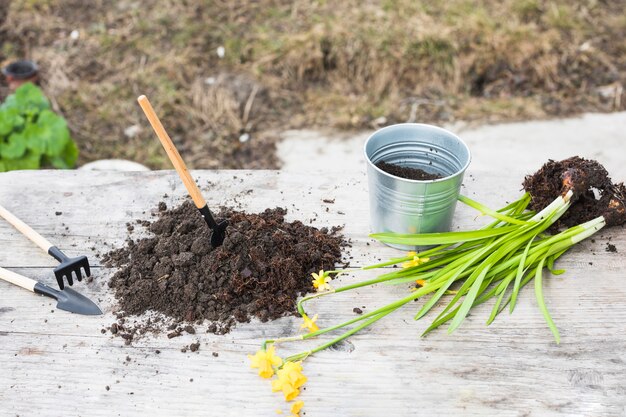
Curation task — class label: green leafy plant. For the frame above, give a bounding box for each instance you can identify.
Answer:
[0,83,78,172]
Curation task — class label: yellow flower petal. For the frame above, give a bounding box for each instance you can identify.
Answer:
[248,345,282,378]
[402,256,430,269]
[282,384,300,401]
[276,410,283,415]
[300,314,319,333]
[291,401,304,414]
[277,361,307,388]
[311,270,332,292]
[271,378,283,392]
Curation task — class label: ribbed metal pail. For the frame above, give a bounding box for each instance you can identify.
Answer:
[364,123,471,250]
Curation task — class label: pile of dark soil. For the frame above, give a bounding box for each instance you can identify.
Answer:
[375,161,443,181]
[523,156,626,229]
[104,201,345,338]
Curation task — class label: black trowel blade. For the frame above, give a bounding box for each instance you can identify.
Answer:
[56,287,103,316]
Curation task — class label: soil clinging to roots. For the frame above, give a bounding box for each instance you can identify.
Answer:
[523,156,626,229]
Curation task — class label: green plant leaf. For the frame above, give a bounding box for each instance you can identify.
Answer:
[23,122,45,153]
[1,84,77,171]
[487,271,515,325]
[534,258,560,344]
[36,109,70,156]
[448,264,491,333]
[0,107,25,137]
[2,151,41,171]
[510,233,537,313]
[49,140,78,168]
[371,225,519,245]
[1,83,50,115]
[458,194,528,225]
[0,131,27,159]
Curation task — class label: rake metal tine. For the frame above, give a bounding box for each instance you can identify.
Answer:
[55,273,65,290]
[75,268,83,282]
[65,272,74,286]
[83,261,91,277]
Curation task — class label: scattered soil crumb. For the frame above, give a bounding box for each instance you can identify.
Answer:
[375,161,443,180]
[212,352,219,357]
[353,307,363,315]
[167,330,181,339]
[606,243,617,252]
[322,199,335,204]
[189,342,200,352]
[55,211,62,216]
[104,200,345,340]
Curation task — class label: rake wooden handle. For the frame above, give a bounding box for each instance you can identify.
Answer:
[137,95,207,209]
[0,204,53,253]
[0,266,36,292]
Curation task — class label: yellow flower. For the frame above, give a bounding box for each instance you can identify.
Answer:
[311,270,332,291]
[271,361,307,401]
[300,313,319,333]
[290,401,304,416]
[402,255,430,269]
[272,379,300,401]
[279,361,307,388]
[416,279,427,287]
[248,345,282,379]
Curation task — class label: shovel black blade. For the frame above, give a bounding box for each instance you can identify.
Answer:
[34,283,103,315]
[198,205,228,247]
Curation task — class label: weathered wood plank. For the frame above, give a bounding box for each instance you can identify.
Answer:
[0,170,625,417]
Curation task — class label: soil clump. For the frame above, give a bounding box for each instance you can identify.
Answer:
[523,156,626,230]
[104,200,345,338]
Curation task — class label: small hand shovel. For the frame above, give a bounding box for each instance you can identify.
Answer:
[137,95,228,247]
[0,204,91,290]
[0,267,102,315]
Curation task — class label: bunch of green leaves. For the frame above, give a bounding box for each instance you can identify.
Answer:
[370,192,606,343]
[0,83,78,172]
[263,192,607,363]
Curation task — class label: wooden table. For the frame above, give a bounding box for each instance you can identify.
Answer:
[1,169,625,417]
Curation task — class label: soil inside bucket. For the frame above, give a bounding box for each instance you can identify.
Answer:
[375,161,443,180]
[104,200,346,340]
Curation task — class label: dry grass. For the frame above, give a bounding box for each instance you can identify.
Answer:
[1,0,625,168]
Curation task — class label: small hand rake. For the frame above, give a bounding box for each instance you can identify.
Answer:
[0,204,91,290]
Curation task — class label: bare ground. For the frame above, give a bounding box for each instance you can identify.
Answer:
[1,0,624,169]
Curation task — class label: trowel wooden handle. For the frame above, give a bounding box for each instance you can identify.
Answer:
[0,266,36,292]
[0,204,54,253]
[137,95,207,209]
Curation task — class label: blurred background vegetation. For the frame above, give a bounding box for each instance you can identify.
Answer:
[1,0,624,169]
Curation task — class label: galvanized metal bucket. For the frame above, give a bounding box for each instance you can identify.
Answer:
[364,123,471,250]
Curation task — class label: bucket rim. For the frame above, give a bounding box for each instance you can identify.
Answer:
[363,123,471,184]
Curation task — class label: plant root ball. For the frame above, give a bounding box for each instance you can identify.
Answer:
[523,156,626,229]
